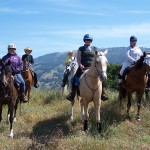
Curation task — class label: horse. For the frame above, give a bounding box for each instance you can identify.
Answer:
[0,59,19,137]
[70,50,108,132]
[118,52,150,121]
[21,61,34,103]
[62,59,78,95]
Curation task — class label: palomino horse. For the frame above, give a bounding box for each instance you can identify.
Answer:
[118,52,150,121]
[21,61,33,103]
[62,59,78,95]
[0,59,19,137]
[71,50,108,132]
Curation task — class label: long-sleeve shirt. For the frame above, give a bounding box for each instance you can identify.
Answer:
[125,46,143,64]
[2,53,23,74]
[22,54,34,65]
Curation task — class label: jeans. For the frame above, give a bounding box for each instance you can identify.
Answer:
[16,73,25,93]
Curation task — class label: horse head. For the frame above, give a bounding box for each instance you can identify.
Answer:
[94,49,108,81]
[23,60,30,72]
[0,60,12,88]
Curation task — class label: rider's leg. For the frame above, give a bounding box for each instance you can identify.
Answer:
[33,72,39,88]
[119,62,128,83]
[16,74,28,103]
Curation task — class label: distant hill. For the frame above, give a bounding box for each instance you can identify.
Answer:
[34,47,150,89]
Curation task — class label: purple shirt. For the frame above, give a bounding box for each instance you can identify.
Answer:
[2,53,23,73]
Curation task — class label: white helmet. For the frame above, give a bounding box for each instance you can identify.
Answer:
[8,43,16,49]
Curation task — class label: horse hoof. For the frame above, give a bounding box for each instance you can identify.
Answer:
[13,118,16,122]
[70,116,73,122]
[136,116,141,122]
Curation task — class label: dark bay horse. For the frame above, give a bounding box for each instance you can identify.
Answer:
[0,59,19,137]
[118,52,150,121]
[21,61,33,103]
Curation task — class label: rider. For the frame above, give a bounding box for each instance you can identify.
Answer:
[22,47,39,88]
[119,36,143,83]
[2,43,28,103]
[61,50,76,87]
[66,34,109,101]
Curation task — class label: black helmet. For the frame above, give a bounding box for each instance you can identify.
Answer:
[130,36,137,42]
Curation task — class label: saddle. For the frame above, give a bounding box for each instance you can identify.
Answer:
[118,66,132,82]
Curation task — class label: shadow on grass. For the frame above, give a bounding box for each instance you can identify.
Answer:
[28,114,70,149]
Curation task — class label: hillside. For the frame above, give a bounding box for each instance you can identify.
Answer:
[34,47,150,89]
[0,89,150,149]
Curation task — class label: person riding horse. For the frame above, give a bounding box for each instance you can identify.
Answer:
[118,36,143,83]
[22,47,39,88]
[61,50,77,87]
[66,34,109,101]
[2,43,28,103]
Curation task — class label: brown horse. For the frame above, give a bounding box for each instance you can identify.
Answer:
[118,52,150,121]
[70,50,108,132]
[21,61,33,103]
[0,59,19,137]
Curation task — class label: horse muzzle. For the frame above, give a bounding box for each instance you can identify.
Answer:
[100,72,107,81]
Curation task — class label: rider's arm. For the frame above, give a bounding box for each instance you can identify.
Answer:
[30,55,34,65]
[77,49,84,69]
[126,50,135,64]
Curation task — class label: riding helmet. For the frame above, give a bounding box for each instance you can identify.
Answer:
[130,36,137,42]
[83,34,93,42]
[8,43,16,49]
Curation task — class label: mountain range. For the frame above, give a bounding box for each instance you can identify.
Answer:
[34,47,150,89]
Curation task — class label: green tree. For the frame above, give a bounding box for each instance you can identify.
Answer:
[105,63,120,89]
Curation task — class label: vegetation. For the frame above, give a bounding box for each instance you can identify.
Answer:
[0,89,150,150]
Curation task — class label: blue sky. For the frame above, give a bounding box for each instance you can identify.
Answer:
[0,0,150,58]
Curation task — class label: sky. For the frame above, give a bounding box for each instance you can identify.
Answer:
[0,0,150,58]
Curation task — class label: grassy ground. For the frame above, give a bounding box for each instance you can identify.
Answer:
[0,89,150,150]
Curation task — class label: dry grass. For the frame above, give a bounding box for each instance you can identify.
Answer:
[0,89,150,150]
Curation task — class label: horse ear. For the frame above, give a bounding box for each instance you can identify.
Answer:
[104,49,108,56]
[143,52,146,57]
[7,60,11,65]
[95,50,98,55]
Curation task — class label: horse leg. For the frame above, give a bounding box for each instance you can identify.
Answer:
[0,103,2,122]
[6,108,10,123]
[93,100,102,133]
[136,92,143,121]
[70,100,75,121]
[14,98,19,122]
[80,98,84,122]
[8,104,14,138]
[126,92,132,120]
[83,101,88,131]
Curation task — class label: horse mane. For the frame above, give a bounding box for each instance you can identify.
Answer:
[135,54,145,69]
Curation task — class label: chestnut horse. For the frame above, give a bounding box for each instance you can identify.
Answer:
[118,52,150,121]
[0,59,19,137]
[70,50,108,132]
[21,61,33,103]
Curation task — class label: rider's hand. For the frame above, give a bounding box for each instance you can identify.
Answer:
[79,64,85,70]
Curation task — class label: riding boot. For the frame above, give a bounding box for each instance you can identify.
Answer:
[66,90,76,101]
[21,93,28,103]
[101,85,108,101]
